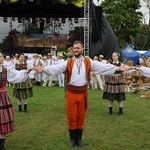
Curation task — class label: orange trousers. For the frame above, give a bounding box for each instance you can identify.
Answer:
[66,91,87,130]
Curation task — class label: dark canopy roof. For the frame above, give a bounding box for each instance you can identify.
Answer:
[0,1,83,18]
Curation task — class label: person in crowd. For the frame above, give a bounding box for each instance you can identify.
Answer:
[51,43,57,57]
[33,41,129,148]
[4,56,14,87]
[41,56,47,84]
[26,54,35,80]
[57,53,65,87]
[103,52,126,115]
[33,54,45,85]
[42,53,55,87]
[139,56,144,66]
[4,56,14,69]
[0,53,30,149]
[99,55,107,90]
[12,53,19,65]
[145,56,150,67]
[13,54,34,112]
[67,47,74,59]
[92,56,104,90]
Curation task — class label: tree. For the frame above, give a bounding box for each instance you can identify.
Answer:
[136,24,150,50]
[101,0,142,49]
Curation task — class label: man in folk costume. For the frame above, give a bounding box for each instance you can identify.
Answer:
[57,53,65,87]
[26,54,34,80]
[0,53,30,149]
[42,53,55,87]
[92,56,104,90]
[33,54,45,85]
[51,42,57,57]
[33,41,130,147]
[99,55,107,89]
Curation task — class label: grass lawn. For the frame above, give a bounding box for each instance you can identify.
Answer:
[5,85,150,150]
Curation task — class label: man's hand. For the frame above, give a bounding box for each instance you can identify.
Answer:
[33,65,44,73]
[118,65,131,71]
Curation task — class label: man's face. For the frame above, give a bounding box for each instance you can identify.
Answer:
[73,43,83,58]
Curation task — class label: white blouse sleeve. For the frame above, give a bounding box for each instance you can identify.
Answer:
[91,60,119,75]
[138,66,150,78]
[44,60,67,75]
[7,68,28,83]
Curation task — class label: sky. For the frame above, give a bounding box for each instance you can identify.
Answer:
[0,0,149,43]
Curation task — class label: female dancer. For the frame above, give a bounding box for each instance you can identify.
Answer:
[0,53,29,149]
[103,52,125,115]
[13,54,34,112]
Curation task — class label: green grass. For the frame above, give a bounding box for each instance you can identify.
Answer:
[5,86,150,150]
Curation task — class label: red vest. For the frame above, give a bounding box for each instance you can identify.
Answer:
[65,58,91,84]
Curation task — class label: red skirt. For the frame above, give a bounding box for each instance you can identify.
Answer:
[0,88,15,134]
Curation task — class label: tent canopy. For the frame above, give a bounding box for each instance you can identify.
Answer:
[143,50,150,57]
[121,45,140,66]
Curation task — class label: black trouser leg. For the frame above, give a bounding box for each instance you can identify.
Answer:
[76,129,83,147]
[69,129,77,147]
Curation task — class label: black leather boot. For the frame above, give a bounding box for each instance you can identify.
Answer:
[109,107,113,115]
[24,104,27,112]
[69,129,77,147]
[76,129,83,147]
[118,107,123,115]
[0,139,6,150]
[18,105,22,112]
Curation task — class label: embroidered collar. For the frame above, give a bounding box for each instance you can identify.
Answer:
[73,56,84,75]
[112,61,119,64]
[73,56,84,61]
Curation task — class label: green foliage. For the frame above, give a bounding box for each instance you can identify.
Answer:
[5,86,150,150]
[136,24,150,50]
[101,0,142,49]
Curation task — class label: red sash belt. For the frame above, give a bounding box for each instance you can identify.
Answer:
[67,84,87,94]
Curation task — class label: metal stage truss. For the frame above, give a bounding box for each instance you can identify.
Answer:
[84,0,90,56]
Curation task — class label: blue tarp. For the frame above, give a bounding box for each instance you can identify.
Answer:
[121,45,140,66]
[143,50,150,57]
